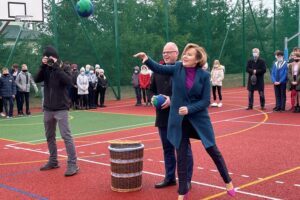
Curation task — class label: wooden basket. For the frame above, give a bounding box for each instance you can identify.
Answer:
[108,140,144,192]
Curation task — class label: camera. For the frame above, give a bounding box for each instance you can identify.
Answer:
[47,58,55,66]
[288,58,294,63]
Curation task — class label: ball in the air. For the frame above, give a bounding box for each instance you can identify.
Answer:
[76,0,94,18]
[153,95,166,109]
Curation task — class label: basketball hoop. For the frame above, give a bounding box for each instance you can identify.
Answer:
[15,15,33,22]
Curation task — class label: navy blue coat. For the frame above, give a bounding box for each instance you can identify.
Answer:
[0,75,16,97]
[145,58,215,149]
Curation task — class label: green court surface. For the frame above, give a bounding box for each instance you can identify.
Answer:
[0,111,155,144]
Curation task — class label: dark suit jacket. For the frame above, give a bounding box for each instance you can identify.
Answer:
[145,58,216,149]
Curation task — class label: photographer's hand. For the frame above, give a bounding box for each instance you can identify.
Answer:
[49,56,58,64]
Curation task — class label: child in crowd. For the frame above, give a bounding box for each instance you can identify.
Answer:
[132,66,142,106]
[271,50,288,112]
[287,52,300,112]
[210,60,225,107]
[77,67,89,110]
[139,65,151,106]
[0,67,16,118]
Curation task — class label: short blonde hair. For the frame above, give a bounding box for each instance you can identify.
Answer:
[181,43,207,67]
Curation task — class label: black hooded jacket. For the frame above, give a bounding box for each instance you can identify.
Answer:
[35,62,72,111]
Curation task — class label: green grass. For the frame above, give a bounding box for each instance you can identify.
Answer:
[0,111,155,143]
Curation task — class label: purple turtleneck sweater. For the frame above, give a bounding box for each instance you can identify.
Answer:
[185,67,197,90]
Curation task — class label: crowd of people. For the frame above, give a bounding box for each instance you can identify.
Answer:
[0,60,108,118]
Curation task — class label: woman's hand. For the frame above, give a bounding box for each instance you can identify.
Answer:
[133,52,149,63]
[161,95,170,109]
[179,106,188,115]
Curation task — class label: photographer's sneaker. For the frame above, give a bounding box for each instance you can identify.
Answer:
[64,165,79,176]
[40,162,60,171]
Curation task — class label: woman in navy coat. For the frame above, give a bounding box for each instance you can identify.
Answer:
[135,43,234,200]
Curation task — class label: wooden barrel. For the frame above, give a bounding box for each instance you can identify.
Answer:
[108,140,144,192]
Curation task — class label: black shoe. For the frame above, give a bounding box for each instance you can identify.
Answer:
[187,182,192,190]
[273,107,279,111]
[100,105,106,107]
[154,179,176,189]
[40,162,60,171]
[261,106,266,110]
[64,165,79,176]
[135,103,142,106]
[26,111,31,115]
[246,107,253,110]
[273,108,280,112]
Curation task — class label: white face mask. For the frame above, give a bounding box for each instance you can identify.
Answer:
[81,71,85,75]
[277,57,283,62]
[253,53,258,58]
[90,71,94,74]
[134,70,138,73]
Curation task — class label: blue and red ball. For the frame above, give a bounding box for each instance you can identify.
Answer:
[76,0,94,18]
[152,95,166,109]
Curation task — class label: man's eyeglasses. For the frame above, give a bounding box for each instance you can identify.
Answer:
[162,51,177,55]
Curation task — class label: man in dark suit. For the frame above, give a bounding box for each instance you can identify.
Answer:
[246,48,267,110]
[150,42,193,189]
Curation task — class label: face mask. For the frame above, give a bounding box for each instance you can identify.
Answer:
[214,65,218,68]
[81,72,85,75]
[3,73,9,76]
[134,70,138,74]
[100,74,104,77]
[22,70,28,72]
[253,53,258,58]
[90,71,94,74]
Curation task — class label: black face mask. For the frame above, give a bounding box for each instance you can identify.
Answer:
[22,70,28,72]
[3,74,9,76]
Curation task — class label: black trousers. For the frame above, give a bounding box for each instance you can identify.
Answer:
[0,98,3,113]
[15,91,22,113]
[212,86,222,101]
[88,86,96,108]
[248,90,265,108]
[78,94,88,109]
[177,118,231,195]
[99,87,106,106]
[19,92,30,114]
[274,84,286,110]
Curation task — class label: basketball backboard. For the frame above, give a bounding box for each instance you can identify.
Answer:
[0,0,44,22]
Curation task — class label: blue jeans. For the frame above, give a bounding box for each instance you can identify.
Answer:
[3,97,14,117]
[274,83,286,110]
[158,127,193,182]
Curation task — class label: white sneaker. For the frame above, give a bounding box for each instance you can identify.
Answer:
[211,102,218,107]
[218,103,223,107]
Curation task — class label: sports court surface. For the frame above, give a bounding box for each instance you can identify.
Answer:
[0,85,299,200]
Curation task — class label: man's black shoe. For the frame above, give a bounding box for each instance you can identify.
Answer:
[273,108,280,112]
[40,162,60,171]
[246,107,253,110]
[154,180,176,189]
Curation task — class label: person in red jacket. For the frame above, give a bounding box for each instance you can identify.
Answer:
[139,65,151,106]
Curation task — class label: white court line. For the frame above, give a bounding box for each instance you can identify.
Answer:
[228,120,300,127]
[7,121,154,146]
[4,144,282,200]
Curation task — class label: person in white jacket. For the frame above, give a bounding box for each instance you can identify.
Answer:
[15,64,38,115]
[77,67,89,109]
[211,60,225,107]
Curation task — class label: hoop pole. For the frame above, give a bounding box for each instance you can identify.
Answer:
[242,0,246,87]
[5,27,23,67]
[113,0,121,100]
[218,0,239,60]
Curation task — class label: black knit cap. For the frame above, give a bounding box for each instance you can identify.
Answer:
[43,45,59,59]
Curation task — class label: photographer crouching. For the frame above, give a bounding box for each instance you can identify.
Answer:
[34,46,79,176]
